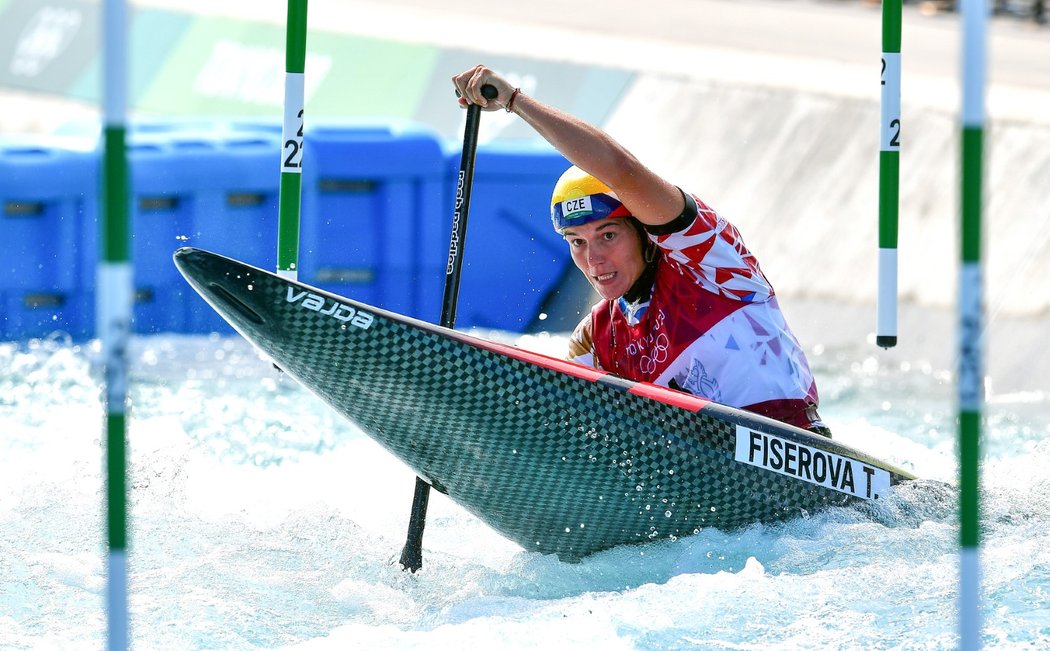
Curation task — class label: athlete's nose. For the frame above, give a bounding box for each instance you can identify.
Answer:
[586,244,605,267]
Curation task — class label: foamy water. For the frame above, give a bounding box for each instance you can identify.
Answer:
[1,331,1048,650]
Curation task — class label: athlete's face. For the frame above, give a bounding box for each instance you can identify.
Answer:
[562,218,646,301]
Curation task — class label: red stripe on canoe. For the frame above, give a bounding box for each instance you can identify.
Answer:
[455,333,709,413]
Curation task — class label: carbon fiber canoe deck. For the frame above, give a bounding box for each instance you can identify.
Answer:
[174,247,916,561]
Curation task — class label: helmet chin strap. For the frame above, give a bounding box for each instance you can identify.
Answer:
[608,240,659,366]
[622,250,659,306]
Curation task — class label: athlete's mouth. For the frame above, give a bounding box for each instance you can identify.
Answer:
[594,272,616,283]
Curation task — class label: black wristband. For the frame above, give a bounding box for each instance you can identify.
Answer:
[642,187,698,236]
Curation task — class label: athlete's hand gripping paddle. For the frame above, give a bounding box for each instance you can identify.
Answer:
[399,83,499,573]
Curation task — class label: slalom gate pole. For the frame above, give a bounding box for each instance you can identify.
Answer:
[399,84,498,573]
[100,0,132,647]
[277,0,308,280]
[958,1,987,648]
[877,0,902,349]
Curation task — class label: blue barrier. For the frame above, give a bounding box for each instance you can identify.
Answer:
[1,122,584,341]
[0,139,96,341]
[127,123,281,334]
[451,142,574,331]
[299,122,447,322]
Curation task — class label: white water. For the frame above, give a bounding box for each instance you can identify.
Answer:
[3,0,1048,646]
[2,330,1048,650]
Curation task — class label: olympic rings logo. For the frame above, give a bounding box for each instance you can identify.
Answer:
[638,333,669,375]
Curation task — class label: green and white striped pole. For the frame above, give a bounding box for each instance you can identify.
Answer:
[877,0,902,349]
[100,0,131,648]
[277,0,308,280]
[958,1,987,648]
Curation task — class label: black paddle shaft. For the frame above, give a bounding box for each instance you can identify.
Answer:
[399,83,499,573]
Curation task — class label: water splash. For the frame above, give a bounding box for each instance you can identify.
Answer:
[1,333,1047,649]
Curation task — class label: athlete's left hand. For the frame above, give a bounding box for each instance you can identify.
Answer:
[452,65,515,111]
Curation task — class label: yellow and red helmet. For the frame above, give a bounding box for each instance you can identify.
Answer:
[550,166,632,232]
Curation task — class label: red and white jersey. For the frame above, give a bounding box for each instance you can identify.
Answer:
[568,193,823,431]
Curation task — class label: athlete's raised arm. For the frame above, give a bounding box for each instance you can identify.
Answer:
[452,65,685,228]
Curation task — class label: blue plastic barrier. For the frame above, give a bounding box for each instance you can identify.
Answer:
[0,139,96,341]
[299,122,447,322]
[2,121,582,341]
[451,142,574,331]
[127,123,281,334]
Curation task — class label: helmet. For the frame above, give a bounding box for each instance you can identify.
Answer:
[550,166,631,232]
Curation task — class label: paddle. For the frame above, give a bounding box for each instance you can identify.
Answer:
[399,83,499,573]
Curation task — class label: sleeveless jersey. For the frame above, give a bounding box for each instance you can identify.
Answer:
[568,193,823,431]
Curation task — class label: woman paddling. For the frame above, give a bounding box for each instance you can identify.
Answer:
[453,65,830,436]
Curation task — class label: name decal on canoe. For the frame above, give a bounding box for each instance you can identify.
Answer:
[286,287,374,330]
[734,426,890,500]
